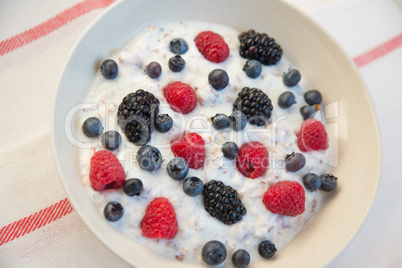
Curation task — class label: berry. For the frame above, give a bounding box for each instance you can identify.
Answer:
[89,150,125,191]
[167,157,189,180]
[233,87,273,126]
[183,177,204,196]
[236,142,269,179]
[222,142,238,160]
[232,249,250,268]
[123,178,143,196]
[211,113,230,130]
[203,180,247,225]
[136,145,162,172]
[103,201,124,222]
[243,59,262,78]
[101,131,122,151]
[164,81,197,114]
[155,114,173,133]
[285,152,306,172]
[82,117,103,137]
[304,89,322,105]
[169,38,188,54]
[258,240,277,258]
[145,61,162,78]
[124,121,151,146]
[262,181,305,217]
[208,69,229,90]
[194,31,229,63]
[278,91,296,109]
[141,197,178,239]
[320,174,338,191]
[239,29,283,65]
[303,173,321,192]
[100,59,118,79]
[202,240,227,266]
[171,133,206,169]
[300,105,316,120]
[297,119,329,152]
[168,55,185,72]
[283,69,301,87]
[117,90,160,145]
[229,111,247,131]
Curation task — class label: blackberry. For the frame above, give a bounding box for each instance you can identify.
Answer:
[233,87,273,126]
[238,29,283,65]
[117,89,160,145]
[203,180,246,225]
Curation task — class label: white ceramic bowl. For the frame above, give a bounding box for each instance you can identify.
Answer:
[51,0,381,267]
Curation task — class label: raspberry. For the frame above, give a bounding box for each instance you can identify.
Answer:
[141,197,178,239]
[262,181,305,217]
[171,133,206,169]
[236,142,269,179]
[164,81,197,114]
[194,31,229,63]
[297,119,329,152]
[89,150,126,191]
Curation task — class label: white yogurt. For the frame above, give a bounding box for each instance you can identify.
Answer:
[76,21,332,266]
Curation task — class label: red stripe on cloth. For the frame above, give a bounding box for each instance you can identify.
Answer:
[0,0,115,56]
[0,198,73,246]
[353,33,402,68]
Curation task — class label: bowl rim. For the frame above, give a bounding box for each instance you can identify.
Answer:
[51,0,382,267]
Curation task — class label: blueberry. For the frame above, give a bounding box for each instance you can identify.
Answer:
[208,69,229,90]
[320,174,338,191]
[232,249,250,268]
[283,69,301,87]
[229,111,247,131]
[183,177,204,196]
[155,114,173,133]
[167,157,189,180]
[136,145,162,172]
[145,61,162,78]
[101,131,122,151]
[304,89,322,105]
[100,59,118,79]
[243,59,262,78]
[303,173,321,192]
[82,117,103,137]
[300,105,316,120]
[168,55,185,72]
[201,240,227,266]
[285,152,306,172]
[278,91,296,108]
[222,142,238,160]
[169,38,188,54]
[123,178,143,196]
[258,240,277,258]
[103,201,123,222]
[211,113,230,130]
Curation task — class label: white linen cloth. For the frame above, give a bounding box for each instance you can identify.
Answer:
[0,0,401,266]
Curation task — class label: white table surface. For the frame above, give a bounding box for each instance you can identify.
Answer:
[1,0,401,266]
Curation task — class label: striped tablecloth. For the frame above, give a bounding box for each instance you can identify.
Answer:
[1,0,401,266]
